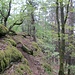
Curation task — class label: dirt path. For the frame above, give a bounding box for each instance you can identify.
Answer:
[17,43,49,75]
[51,63,59,75]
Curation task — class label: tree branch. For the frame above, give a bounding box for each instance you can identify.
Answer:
[5,0,12,19]
[0,10,5,18]
[64,0,70,24]
[56,0,60,26]
[9,20,23,31]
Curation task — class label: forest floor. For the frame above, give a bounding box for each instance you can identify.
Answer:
[0,33,60,75]
[14,34,61,75]
[12,34,49,75]
[51,63,59,75]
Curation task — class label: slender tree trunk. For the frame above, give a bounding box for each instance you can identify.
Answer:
[28,0,36,41]
[56,0,65,75]
[31,12,36,41]
[56,0,61,65]
[33,26,36,41]
[59,1,65,75]
[22,24,25,32]
[28,24,30,35]
[68,52,71,75]
[3,0,11,27]
[68,0,73,75]
[4,18,7,27]
[56,0,70,75]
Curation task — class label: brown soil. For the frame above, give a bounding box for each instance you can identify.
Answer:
[0,34,60,75]
[12,35,49,75]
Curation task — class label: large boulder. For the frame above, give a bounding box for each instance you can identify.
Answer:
[0,44,23,72]
[0,24,8,37]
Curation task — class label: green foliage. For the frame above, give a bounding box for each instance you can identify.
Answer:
[43,63,52,74]
[68,65,75,74]
[12,25,22,32]
[0,0,10,16]
[0,24,8,36]
[36,24,55,53]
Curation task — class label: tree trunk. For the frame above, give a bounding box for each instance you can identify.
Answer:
[56,0,70,75]
[68,52,71,75]
[28,24,30,36]
[59,1,65,74]
[4,18,7,27]
[31,11,36,41]
[68,0,73,75]
[33,26,36,41]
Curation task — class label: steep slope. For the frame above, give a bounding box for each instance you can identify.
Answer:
[0,33,50,75]
[12,34,50,75]
[0,36,32,75]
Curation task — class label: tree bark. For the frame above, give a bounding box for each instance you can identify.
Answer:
[59,1,65,75]
[4,0,11,27]
[29,0,36,41]
[56,0,70,75]
[68,0,73,75]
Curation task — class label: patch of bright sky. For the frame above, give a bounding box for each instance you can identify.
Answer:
[11,0,26,14]
[11,0,75,15]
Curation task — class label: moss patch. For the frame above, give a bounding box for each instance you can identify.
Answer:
[32,42,41,56]
[15,63,32,75]
[5,38,16,46]
[0,36,32,75]
[0,45,23,73]
[0,24,8,37]
[0,58,32,75]
[22,44,33,55]
[43,63,51,74]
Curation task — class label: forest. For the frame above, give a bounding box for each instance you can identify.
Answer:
[0,0,75,75]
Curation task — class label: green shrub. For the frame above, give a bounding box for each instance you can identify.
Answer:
[43,63,51,74]
[0,24,8,37]
[68,65,75,74]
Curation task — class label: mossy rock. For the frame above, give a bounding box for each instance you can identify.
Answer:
[0,24,8,37]
[32,42,41,56]
[15,63,32,75]
[9,58,32,75]
[0,45,23,73]
[0,58,32,75]
[22,58,29,65]
[5,38,16,46]
[22,44,33,55]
